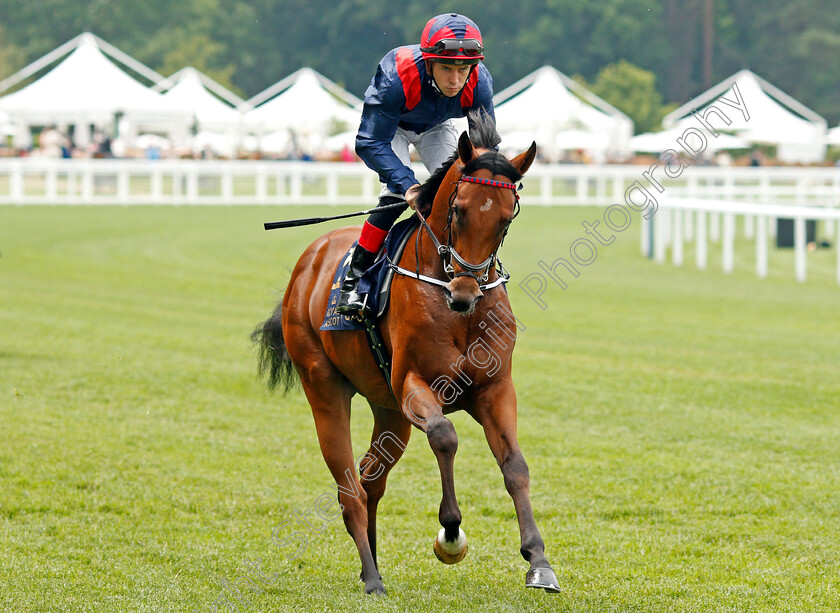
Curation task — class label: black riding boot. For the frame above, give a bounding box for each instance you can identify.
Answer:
[336,244,378,315]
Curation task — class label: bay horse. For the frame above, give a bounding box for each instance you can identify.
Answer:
[253,113,560,595]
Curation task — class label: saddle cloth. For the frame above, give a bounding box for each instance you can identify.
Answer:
[320,216,420,331]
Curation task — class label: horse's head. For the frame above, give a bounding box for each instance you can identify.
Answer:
[431,128,537,314]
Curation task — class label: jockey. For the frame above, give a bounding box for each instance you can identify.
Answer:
[336,12,495,314]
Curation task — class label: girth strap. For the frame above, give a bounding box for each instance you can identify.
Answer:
[362,313,397,401]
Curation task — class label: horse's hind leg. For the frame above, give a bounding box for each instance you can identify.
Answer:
[297,364,385,595]
[359,404,412,571]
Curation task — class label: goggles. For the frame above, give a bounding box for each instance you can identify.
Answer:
[421,38,484,57]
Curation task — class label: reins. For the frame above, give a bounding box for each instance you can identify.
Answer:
[389,173,521,291]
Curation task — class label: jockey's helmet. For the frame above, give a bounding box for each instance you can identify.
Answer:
[420,13,484,65]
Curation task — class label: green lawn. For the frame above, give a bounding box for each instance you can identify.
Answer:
[1,204,839,612]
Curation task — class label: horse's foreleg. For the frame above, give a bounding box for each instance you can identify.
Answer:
[428,415,462,542]
[472,380,561,592]
[298,368,385,595]
[399,376,465,560]
[360,404,412,571]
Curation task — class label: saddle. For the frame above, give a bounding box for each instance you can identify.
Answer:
[319,216,421,399]
[320,216,420,332]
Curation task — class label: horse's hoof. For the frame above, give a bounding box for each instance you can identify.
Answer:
[433,527,468,564]
[364,584,387,596]
[525,567,561,593]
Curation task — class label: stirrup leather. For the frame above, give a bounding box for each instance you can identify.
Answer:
[336,245,376,314]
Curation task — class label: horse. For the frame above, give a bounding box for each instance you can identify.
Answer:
[252,112,560,595]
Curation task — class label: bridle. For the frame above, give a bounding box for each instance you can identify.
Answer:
[390,174,521,291]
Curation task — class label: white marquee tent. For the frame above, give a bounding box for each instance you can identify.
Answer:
[493,66,633,161]
[157,67,243,129]
[242,67,362,156]
[157,67,245,156]
[0,32,192,149]
[630,124,751,154]
[662,70,827,163]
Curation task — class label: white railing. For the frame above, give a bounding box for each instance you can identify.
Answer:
[0,159,383,206]
[1,157,839,208]
[3,157,838,284]
[644,197,840,284]
[526,164,840,209]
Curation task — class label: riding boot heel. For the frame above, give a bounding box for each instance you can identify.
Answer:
[336,245,377,315]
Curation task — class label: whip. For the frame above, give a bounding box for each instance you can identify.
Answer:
[263,201,408,230]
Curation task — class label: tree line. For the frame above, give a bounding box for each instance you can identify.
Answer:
[1,0,838,133]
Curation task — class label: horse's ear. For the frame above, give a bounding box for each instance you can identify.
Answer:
[458,131,476,164]
[510,141,538,175]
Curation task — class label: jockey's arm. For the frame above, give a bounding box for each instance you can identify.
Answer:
[355,86,418,197]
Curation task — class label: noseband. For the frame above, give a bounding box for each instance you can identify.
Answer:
[390,174,521,291]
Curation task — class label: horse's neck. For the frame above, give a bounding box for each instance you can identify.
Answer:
[427,172,457,231]
[407,184,454,277]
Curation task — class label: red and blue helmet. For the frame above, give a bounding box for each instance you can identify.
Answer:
[420,13,484,65]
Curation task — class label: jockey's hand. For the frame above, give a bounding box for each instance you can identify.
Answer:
[405,184,421,210]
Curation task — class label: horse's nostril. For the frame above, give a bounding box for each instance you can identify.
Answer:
[449,300,470,313]
[447,293,483,314]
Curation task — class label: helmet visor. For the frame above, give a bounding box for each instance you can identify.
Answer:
[421,38,484,58]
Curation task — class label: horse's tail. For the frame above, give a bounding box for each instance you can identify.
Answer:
[251,298,299,393]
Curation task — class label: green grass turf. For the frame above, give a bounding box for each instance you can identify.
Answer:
[1,203,839,612]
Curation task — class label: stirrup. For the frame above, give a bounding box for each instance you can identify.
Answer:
[335,244,377,315]
[336,286,368,315]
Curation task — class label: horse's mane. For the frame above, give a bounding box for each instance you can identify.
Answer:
[467,108,502,150]
[416,109,521,216]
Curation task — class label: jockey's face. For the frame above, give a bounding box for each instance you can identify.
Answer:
[430,62,472,97]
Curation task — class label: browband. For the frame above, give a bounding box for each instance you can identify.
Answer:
[459,175,521,191]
